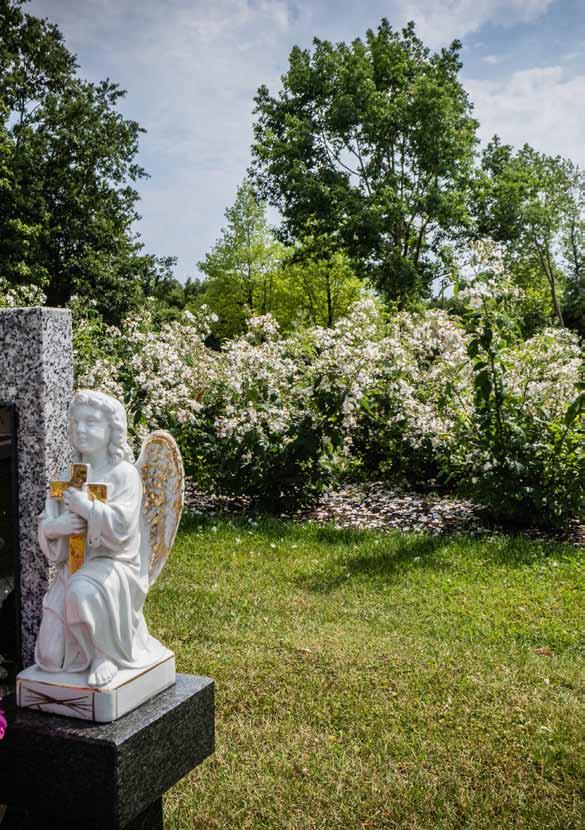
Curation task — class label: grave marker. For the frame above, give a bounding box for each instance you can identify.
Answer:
[0,403,19,679]
[0,307,72,669]
[0,307,215,828]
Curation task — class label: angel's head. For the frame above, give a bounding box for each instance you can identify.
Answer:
[69,390,135,464]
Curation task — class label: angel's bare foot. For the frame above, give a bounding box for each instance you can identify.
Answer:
[88,657,118,688]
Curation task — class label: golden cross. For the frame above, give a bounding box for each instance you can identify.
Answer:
[50,464,108,574]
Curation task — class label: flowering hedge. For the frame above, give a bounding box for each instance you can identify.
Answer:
[0,280,46,308]
[75,297,584,526]
[351,309,472,486]
[451,320,584,527]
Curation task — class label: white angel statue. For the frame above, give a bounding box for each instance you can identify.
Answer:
[34,390,184,690]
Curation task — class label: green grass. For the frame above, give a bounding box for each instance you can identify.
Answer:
[146,515,585,829]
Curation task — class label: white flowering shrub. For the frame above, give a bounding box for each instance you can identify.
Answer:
[453,238,554,336]
[451,313,585,527]
[71,292,584,524]
[196,314,331,508]
[308,297,386,449]
[350,298,584,527]
[351,309,473,486]
[0,279,46,307]
[76,304,220,474]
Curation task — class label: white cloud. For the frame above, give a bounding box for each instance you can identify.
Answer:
[395,0,554,46]
[24,0,565,280]
[28,0,296,279]
[466,66,585,166]
[482,54,503,64]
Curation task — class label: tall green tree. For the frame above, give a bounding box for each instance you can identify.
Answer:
[562,166,585,335]
[0,0,170,322]
[197,183,365,337]
[197,180,287,339]
[251,19,478,306]
[472,139,578,328]
[276,233,364,328]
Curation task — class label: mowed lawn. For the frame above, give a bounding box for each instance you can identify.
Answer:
[146,515,585,830]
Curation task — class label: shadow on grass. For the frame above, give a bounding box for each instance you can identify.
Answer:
[296,533,450,593]
[180,511,292,536]
[466,532,581,568]
[180,511,378,546]
[179,511,581,578]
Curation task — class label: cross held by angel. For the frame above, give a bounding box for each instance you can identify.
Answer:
[35,390,183,689]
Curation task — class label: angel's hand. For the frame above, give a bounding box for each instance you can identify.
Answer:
[44,511,86,539]
[63,487,93,520]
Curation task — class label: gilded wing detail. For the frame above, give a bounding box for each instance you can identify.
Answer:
[135,431,185,585]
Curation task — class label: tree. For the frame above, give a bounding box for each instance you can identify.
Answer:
[0,0,75,116]
[275,234,364,328]
[562,166,585,335]
[197,180,287,339]
[0,0,170,322]
[197,183,365,337]
[472,139,576,327]
[251,19,478,306]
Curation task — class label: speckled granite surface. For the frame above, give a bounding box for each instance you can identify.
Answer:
[0,307,73,668]
[0,674,215,829]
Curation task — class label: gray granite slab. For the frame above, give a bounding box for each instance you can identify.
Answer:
[0,673,215,829]
[0,307,73,668]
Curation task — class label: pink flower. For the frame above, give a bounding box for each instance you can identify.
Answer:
[0,705,6,739]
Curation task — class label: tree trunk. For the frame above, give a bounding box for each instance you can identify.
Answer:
[535,237,564,327]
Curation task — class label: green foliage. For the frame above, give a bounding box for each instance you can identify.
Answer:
[75,293,583,525]
[251,19,478,306]
[455,309,585,528]
[197,181,365,338]
[69,296,109,382]
[191,320,339,511]
[195,411,332,512]
[564,278,585,337]
[197,180,287,339]
[471,139,585,330]
[562,167,585,337]
[350,309,471,489]
[0,0,172,323]
[502,255,555,336]
[276,234,365,329]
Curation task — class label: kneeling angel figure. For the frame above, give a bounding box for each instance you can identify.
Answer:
[20,389,184,720]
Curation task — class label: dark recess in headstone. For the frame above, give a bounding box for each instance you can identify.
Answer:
[0,402,20,685]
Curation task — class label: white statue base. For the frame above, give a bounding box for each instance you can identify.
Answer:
[16,649,176,723]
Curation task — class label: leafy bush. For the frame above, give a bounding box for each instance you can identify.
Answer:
[73,295,584,525]
[76,303,219,467]
[195,315,334,510]
[77,306,340,510]
[351,309,472,488]
[0,279,46,308]
[194,300,385,508]
[452,316,584,527]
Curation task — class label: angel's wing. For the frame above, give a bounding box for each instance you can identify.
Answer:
[135,430,185,585]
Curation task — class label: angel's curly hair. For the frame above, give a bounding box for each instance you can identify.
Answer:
[69,390,135,464]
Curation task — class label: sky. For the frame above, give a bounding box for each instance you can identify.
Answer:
[26,0,585,283]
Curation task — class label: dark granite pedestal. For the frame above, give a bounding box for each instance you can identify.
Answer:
[0,674,214,829]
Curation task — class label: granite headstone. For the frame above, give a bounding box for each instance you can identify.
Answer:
[0,308,215,828]
[0,403,18,682]
[0,307,72,671]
